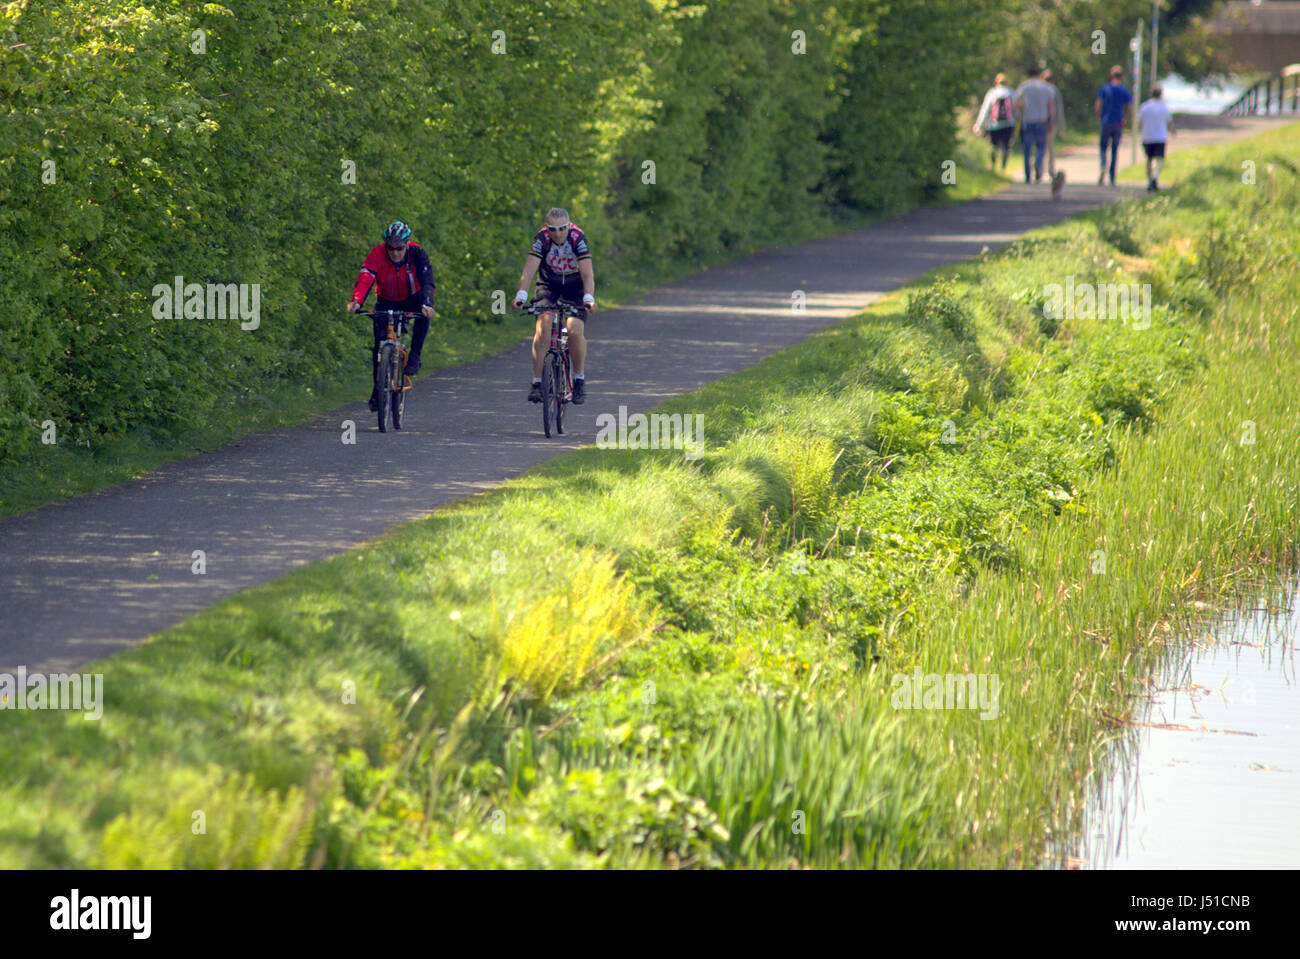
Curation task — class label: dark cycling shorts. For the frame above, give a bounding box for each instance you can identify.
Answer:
[534,276,588,319]
[989,127,1014,150]
[1142,141,1166,159]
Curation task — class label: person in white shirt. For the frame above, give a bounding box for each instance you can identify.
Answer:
[1137,84,1175,192]
[974,73,1017,171]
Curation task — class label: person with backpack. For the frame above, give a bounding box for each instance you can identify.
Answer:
[974,73,1017,172]
[1095,65,1134,186]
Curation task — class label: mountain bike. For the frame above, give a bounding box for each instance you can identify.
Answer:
[357,310,420,433]
[526,298,585,438]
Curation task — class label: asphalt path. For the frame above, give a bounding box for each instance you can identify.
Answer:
[2,115,1292,673]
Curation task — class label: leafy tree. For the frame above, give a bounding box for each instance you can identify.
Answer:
[974,0,1235,129]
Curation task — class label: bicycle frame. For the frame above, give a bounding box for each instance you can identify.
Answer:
[357,309,421,432]
[532,301,585,390]
[549,320,572,403]
[359,310,417,393]
[527,298,584,436]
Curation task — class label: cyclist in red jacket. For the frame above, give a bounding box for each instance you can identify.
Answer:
[346,220,436,411]
[512,207,596,404]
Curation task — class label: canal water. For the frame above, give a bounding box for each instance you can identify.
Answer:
[1157,74,1247,115]
[1065,577,1299,869]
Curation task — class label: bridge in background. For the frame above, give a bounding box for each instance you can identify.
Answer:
[1211,1,1300,73]
[1223,63,1300,115]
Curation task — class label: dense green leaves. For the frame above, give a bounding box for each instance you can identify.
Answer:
[1,0,994,474]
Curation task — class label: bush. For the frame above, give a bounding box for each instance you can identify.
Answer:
[1,0,996,477]
[520,768,730,868]
[905,278,976,342]
[97,766,318,868]
[499,552,653,704]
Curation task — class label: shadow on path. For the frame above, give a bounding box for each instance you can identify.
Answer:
[2,117,1294,673]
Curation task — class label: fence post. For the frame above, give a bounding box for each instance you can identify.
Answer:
[1131,22,1143,167]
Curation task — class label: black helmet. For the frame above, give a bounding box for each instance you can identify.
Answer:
[383,220,412,244]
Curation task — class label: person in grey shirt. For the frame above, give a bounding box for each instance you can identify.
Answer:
[1014,66,1058,184]
[1042,69,1067,178]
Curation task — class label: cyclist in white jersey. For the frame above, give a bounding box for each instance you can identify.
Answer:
[512,207,596,404]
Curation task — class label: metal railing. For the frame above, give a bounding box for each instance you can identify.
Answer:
[1223,63,1300,115]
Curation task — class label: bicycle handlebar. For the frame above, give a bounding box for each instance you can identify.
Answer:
[524,299,587,317]
[355,309,425,319]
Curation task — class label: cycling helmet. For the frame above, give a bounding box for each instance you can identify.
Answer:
[383,220,412,244]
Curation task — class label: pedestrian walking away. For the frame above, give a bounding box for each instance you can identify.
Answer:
[1041,69,1067,177]
[974,72,1017,172]
[1138,83,1175,191]
[1095,65,1133,186]
[1014,67,1057,185]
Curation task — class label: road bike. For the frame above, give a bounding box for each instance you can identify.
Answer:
[526,298,585,438]
[357,309,420,433]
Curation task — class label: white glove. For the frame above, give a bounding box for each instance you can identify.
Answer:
[515,289,529,305]
[582,293,595,305]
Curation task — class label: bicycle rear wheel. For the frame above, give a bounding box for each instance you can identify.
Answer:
[541,358,557,438]
[377,344,395,433]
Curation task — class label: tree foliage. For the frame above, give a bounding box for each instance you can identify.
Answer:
[1,0,996,470]
[973,0,1235,129]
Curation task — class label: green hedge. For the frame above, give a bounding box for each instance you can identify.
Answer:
[0,0,993,471]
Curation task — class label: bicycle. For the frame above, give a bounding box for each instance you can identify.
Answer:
[356,309,420,433]
[526,298,585,438]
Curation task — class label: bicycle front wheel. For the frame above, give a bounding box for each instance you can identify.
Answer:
[377,344,395,433]
[554,355,566,435]
[541,358,558,438]
[391,382,404,430]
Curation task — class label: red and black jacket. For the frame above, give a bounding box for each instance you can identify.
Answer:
[352,241,436,307]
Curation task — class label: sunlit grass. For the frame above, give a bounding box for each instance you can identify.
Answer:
[499,552,655,704]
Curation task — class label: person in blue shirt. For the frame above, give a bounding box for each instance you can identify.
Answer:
[1094,65,1133,186]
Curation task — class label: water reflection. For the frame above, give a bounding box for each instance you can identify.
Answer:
[1056,576,1298,869]
[1157,74,1246,115]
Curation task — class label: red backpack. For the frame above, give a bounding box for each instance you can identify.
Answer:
[992,94,1013,125]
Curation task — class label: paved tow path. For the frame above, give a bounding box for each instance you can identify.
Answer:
[2,115,1293,673]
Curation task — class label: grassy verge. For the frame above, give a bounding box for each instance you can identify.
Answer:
[0,127,1004,520]
[3,125,1296,869]
[1118,123,1300,186]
